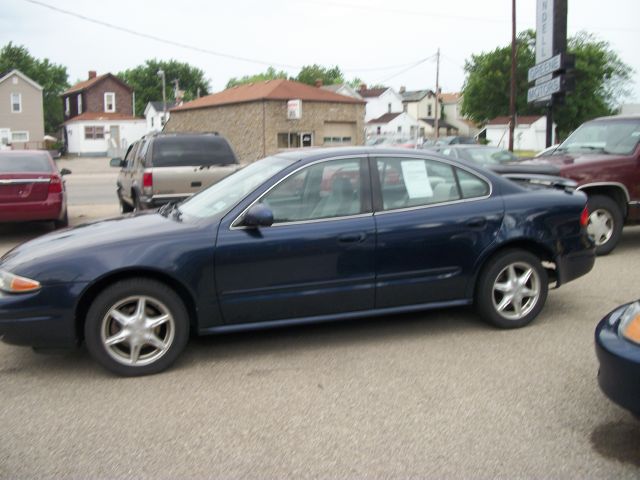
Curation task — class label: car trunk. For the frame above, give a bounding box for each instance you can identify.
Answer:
[151,165,239,196]
[0,173,52,203]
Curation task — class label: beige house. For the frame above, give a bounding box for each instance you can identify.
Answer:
[0,69,45,149]
[440,92,479,137]
[166,79,365,163]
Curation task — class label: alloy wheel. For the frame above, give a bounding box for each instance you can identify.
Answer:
[587,208,614,246]
[491,261,541,321]
[100,295,175,367]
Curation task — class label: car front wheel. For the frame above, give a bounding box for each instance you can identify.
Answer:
[587,195,623,256]
[84,279,189,376]
[476,249,548,329]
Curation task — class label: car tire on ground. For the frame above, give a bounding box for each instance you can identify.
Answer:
[587,195,623,256]
[84,278,190,376]
[53,209,68,229]
[475,249,548,329]
[118,191,133,213]
[133,192,143,212]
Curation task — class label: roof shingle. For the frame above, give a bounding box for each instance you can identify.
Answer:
[173,79,364,111]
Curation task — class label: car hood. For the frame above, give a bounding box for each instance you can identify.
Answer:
[0,212,205,278]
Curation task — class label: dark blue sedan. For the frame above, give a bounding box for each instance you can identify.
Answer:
[0,148,595,376]
[596,301,640,417]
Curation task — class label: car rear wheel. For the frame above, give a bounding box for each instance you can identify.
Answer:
[476,249,548,329]
[53,209,68,229]
[84,279,189,376]
[587,195,623,256]
[118,191,133,213]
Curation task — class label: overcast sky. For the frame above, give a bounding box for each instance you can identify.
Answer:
[3,0,639,104]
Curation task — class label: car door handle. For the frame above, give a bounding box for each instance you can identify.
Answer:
[466,217,487,228]
[338,232,367,244]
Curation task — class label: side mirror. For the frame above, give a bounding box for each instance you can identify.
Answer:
[59,168,72,176]
[243,203,274,228]
[110,157,124,168]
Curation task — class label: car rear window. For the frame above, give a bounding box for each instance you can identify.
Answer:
[150,136,237,167]
[0,154,53,173]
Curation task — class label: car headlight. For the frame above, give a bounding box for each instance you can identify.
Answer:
[618,301,640,345]
[0,270,41,293]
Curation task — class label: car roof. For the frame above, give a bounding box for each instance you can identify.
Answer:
[590,114,640,122]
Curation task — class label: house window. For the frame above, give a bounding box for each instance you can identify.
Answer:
[65,97,70,116]
[323,136,352,145]
[104,92,115,112]
[151,117,154,128]
[388,103,392,113]
[403,104,408,113]
[428,105,432,117]
[77,94,82,114]
[11,93,21,113]
[11,131,29,142]
[277,132,301,149]
[397,126,402,133]
[85,126,105,140]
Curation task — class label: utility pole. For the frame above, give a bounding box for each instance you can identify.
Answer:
[157,69,167,126]
[434,48,440,140]
[509,0,516,151]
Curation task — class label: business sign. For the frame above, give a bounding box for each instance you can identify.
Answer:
[287,99,302,120]
[527,76,562,103]
[534,0,555,102]
[528,54,562,83]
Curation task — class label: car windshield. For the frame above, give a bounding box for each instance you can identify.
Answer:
[464,147,518,165]
[178,155,295,219]
[0,154,52,173]
[555,118,640,155]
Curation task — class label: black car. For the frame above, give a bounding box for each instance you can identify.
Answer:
[0,147,595,376]
[595,301,640,417]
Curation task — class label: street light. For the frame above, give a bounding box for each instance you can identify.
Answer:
[157,69,166,127]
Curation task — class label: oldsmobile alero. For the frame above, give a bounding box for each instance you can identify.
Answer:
[0,147,596,375]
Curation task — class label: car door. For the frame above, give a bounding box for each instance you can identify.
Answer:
[214,156,376,325]
[118,142,138,205]
[372,154,504,309]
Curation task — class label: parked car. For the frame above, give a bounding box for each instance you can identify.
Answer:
[500,115,640,255]
[0,150,71,228]
[0,147,595,376]
[435,136,477,146]
[534,144,559,157]
[433,145,519,166]
[595,300,640,417]
[111,132,239,212]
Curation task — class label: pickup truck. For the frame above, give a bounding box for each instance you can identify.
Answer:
[111,132,240,212]
[502,115,640,255]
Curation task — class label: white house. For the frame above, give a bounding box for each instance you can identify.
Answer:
[64,113,147,157]
[439,92,479,137]
[365,112,423,139]
[144,101,177,133]
[483,115,555,151]
[357,86,404,122]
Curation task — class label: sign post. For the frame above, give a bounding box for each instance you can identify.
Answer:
[528,0,568,147]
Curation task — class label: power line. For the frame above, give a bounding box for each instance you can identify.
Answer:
[376,54,437,84]
[22,0,439,75]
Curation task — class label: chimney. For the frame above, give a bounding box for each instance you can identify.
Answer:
[88,70,97,79]
[359,83,367,91]
[315,79,323,88]
[399,86,406,94]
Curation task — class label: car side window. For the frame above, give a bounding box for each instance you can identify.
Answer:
[124,142,138,169]
[261,158,364,223]
[136,140,150,169]
[456,168,490,198]
[376,157,460,210]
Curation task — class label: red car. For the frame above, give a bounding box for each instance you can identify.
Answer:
[0,150,70,228]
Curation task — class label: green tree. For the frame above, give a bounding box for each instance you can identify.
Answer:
[461,30,633,139]
[296,64,344,86]
[118,59,210,116]
[226,66,289,88]
[0,42,69,135]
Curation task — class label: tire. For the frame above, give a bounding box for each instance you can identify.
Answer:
[133,193,143,212]
[54,208,69,229]
[118,191,133,213]
[84,278,189,376]
[475,249,548,329]
[587,195,623,256]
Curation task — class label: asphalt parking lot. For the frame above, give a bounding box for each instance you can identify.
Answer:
[0,157,638,478]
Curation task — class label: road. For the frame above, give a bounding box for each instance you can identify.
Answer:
[0,158,638,479]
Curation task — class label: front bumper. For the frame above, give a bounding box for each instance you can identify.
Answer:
[595,304,640,416]
[0,282,86,349]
